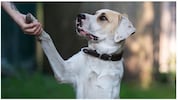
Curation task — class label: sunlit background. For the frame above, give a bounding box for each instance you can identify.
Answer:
[1,2,176,98]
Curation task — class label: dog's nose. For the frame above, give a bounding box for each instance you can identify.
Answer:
[78,13,86,19]
[77,13,86,20]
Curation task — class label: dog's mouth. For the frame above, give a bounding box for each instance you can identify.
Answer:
[76,14,98,41]
[76,28,98,41]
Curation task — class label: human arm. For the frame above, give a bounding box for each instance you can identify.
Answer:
[1,2,42,35]
[2,2,75,83]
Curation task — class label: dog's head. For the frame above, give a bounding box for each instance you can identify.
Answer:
[76,9,135,43]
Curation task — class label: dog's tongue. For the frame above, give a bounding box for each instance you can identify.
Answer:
[80,30,94,39]
[86,34,95,40]
[80,30,87,35]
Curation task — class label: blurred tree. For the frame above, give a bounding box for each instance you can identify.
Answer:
[125,2,154,89]
[43,3,82,73]
[158,2,176,83]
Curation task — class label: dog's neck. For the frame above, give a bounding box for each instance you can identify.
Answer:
[88,39,125,55]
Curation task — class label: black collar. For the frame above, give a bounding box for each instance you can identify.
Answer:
[82,48,123,61]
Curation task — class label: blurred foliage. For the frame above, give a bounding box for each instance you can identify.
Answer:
[1,72,175,99]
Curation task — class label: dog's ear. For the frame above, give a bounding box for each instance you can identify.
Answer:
[114,15,136,43]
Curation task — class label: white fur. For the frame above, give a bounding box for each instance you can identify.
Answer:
[65,51,124,98]
[37,9,135,99]
[114,16,136,42]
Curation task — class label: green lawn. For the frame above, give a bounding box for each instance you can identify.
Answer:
[1,72,176,99]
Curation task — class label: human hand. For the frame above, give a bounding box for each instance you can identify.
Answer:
[1,2,42,35]
[15,13,42,36]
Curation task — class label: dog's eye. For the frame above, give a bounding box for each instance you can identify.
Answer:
[99,15,108,21]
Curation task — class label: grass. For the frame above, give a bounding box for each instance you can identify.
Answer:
[120,81,176,99]
[1,72,176,99]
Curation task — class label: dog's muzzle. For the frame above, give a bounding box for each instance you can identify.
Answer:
[77,13,86,26]
[76,13,98,41]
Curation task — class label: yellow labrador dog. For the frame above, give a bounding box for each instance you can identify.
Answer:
[36,9,135,99]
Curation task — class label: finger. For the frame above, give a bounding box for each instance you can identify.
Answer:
[36,23,43,36]
[23,21,40,30]
[25,23,42,35]
[38,28,43,35]
[21,22,34,29]
[33,24,42,35]
[24,24,39,35]
[37,25,43,36]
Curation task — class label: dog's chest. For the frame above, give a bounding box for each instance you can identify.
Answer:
[75,52,124,98]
